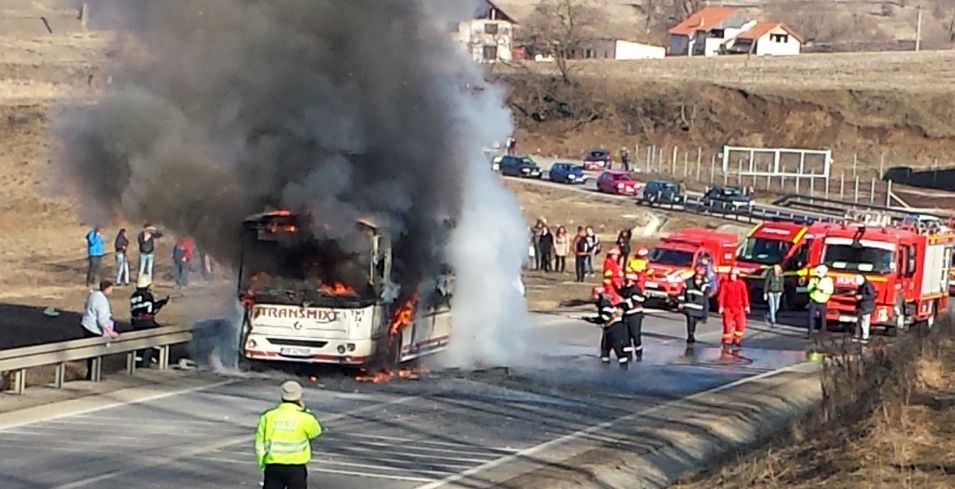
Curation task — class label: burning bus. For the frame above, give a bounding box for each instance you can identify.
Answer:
[238,210,452,366]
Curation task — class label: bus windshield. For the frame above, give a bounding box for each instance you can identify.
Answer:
[239,215,377,306]
[737,237,792,265]
[822,244,894,274]
[648,247,694,267]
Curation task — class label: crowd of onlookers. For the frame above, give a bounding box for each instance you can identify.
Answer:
[84,223,214,291]
[528,219,636,283]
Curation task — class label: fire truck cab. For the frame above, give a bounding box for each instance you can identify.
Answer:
[812,218,953,333]
[736,220,835,309]
[640,228,738,305]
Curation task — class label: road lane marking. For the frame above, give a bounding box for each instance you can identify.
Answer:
[341,432,518,451]
[47,393,423,489]
[192,454,438,482]
[0,378,237,431]
[413,362,815,489]
[322,439,508,457]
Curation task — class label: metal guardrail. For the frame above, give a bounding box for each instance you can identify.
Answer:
[0,325,193,395]
[636,191,834,225]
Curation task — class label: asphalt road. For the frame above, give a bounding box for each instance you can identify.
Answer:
[0,310,812,489]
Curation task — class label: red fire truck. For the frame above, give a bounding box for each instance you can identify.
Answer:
[735,220,835,308]
[810,219,953,333]
[640,228,738,306]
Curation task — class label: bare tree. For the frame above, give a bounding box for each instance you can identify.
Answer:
[523,0,600,84]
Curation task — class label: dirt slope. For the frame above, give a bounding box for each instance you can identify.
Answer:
[502,51,955,171]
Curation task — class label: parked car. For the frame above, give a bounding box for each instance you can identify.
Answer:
[499,155,543,178]
[583,148,612,171]
[596,171,639,196]
[548,162,588,184]
[637,180,684,205]
[700,185,753,211]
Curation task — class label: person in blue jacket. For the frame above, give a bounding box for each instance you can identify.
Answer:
[85,226,105,287]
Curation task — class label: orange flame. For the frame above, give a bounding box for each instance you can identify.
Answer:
[388,294,419,336]
[319,281,356,296]
[353,367,430,384]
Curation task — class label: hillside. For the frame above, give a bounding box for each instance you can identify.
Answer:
[501,51,955,171]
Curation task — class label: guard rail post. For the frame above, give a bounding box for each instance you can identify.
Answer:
[12,369,26,395]
[53,363,65,388]
[159,345,171,370]
[125,351,137,375]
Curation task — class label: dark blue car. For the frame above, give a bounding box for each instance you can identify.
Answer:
[548,162,587,184]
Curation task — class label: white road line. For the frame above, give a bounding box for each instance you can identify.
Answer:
[342,432,516,451]
[215,447,477,470]
[0,379,237,431]
[47,393,423,489]
[318,446,495,464]
[413,362,814,489]
[193,455,437,483]
[321,438,507,457]
[314,459,455,477]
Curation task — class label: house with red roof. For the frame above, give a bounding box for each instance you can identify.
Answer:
[725,22,803,55]
[667,6,755,56]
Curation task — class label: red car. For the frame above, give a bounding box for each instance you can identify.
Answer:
[583,148,612,171]
[597,171,639,195]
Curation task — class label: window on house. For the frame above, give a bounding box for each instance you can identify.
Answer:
[710,28,725,38]
[485,23,498,35]
[483,45,498,60]
[770,33,789,43]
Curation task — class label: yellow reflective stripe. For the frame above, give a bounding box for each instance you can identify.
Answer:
[746,224,759,238]
[716,265,732,273]
[266,440,309,454]
[793,227,808,243]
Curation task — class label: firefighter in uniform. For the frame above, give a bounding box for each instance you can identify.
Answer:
[680,264,711,344]
[129,274,168,366]
[717,268,750,348]
[255,381,323,489]
[626,248,649,276]
[602,247,623,294]
[618,272,646,361]
[806,265,834,337]
[591,286,629,369]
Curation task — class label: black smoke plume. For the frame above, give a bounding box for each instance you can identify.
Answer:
[55,0,484,294]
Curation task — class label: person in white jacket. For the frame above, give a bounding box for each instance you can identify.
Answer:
[81,280,119,380]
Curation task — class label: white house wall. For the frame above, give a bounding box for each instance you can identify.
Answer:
[614,41,665,60]
[452,19,513,63]
[754,29,801,55]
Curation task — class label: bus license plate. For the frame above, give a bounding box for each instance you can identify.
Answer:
[280,347,312,357]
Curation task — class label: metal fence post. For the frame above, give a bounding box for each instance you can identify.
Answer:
[840,172,845,200]
[683,151,689,178]
[736,159,742,185]
[854,175,860,203]
[780,174,786,193]
[646,145,653,173]
[852,153,858,177]
[91,357,102,382]
[696,148,702,181]
[671,146,678,175]
[710,154,716,183]
[824,175,830,198]
[658,147,664,173]
[870,177,876,204]
[886,179,893,207]
[880,152,885,178]
[795,175,800,195]
[159,345,171,370]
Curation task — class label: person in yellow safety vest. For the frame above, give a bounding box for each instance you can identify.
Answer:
[626,248,649,275]
[806,264,834,338]
[255,381,323,489]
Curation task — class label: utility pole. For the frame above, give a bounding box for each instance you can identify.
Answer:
[916,5,923,52]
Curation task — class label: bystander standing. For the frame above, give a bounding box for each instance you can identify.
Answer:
[553,226,569,273]
[539,225,554,272]
[114,228,130,286]
[85,226,105,287]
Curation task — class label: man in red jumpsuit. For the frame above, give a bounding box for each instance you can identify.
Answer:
[717,268,750,347]
[602,247,623,295]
